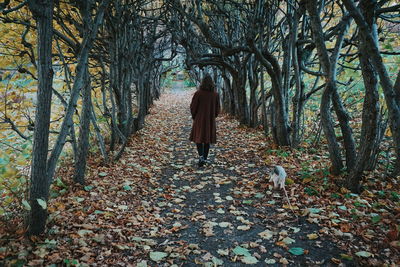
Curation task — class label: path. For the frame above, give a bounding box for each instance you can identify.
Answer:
[126,82,345,266]
[3,81,348,266]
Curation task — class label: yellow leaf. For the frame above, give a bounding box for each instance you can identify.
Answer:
[303,177,313,183]
[385,128,392,137]
[282,204,299,210]
[307,233,318,240]
[285,178,294,185]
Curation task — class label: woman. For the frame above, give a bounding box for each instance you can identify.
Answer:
[190,74,220,167]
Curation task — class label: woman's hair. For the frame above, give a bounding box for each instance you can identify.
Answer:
[199,74,215,92]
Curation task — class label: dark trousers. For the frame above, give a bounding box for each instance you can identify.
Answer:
[196,143,210,160]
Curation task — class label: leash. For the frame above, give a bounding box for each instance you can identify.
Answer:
[282,186,299,220]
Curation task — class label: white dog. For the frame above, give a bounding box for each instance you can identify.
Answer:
[269,165,286,189]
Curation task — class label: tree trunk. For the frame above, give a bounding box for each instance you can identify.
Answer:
[260,67,269,136]
[248,56,259,128]
[248,40,291,146]
[392,70,400,176]
[46,0,110,181]
[331,90,356,169]
[346,0,381,192]
[343,0,400,179]
[232,72,249,125]
[320,83,344,174]
[27,0,54,236]
[221,71,234,114]
[290,7,303,147]
[73,67,91,185]
[306,0,352,174]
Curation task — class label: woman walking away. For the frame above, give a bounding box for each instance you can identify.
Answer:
[190,74,220,167]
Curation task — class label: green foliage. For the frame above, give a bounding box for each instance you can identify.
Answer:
[304,187,319,196]
[184,79,196,87]
[0,145,30,221]
[161,73,174,88]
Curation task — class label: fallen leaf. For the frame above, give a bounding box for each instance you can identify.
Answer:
[288,247,304,255]
[149,251,168,262]
[233,246,251,257]
[241,255,258,264]
[258,230,274,240]
[237,225,251,231]
[355,251,373,258]
[282,237,295,244]
[307,233,318,240]
[265,258,276,264]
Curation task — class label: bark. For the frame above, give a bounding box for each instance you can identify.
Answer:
[343,0,400,179]
[248,56,259,127]
[260,66,269,136]
[73,67,91,185]
[248,40,291,146]
[320,83,344,174]
[393,70,400,175]
[305,0,343,174]
[90,104,109,164]
[231,71,249,125]
[221,70,234,114]
[347,0,381,192]
[136,76,147,131]
[27,0,54,236]
[306,0,356,174]
[290,6,303,147]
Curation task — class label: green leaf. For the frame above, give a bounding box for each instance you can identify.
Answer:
[76,197,85,203]
[288,247,304,255]
[241,255,258,264]
[149,251,168,262]
[56,178,67,188]
[308,208,321,214]
[391,191,399,201]
[22,200,31,211]
[233,246,251,257]
[36,198,47,210]
[355,251,372,258]
[137,260,148,267]
[371,215,381,224]
[340,253,353,260]
[212,257,224,265]
[282,237,295,244]
[98,172,108,177]
[304,187,319,196]
[84,185,94,191]
[77,229,93,237]
[123,185,132,191]
[265,258,276,264]
[242,200,253,204]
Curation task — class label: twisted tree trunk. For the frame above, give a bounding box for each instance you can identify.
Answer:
[346,0,381,192]
[343,0,400,179]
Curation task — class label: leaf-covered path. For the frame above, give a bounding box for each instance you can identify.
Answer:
[3,82,365,266]
[138,83,345,266]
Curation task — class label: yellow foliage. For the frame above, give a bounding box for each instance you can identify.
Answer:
[386,128,392,137]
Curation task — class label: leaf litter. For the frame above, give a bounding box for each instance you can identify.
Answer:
[0,84,399,266]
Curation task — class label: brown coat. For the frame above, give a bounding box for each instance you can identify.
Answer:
[189,90,220,144]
